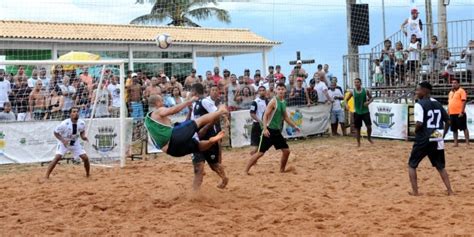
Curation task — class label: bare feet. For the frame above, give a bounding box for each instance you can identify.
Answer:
[368,139,374,144]
[453,143,459,147]
[209,131,225,143]
[447,190,454,196]
[408,191,420,196]
[217,177,229,189]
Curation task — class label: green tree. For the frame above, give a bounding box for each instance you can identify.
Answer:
[132,0,231,27]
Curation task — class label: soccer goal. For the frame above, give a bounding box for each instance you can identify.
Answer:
[0,59,131,167]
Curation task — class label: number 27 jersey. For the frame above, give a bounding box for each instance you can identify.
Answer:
[413,98,448,146]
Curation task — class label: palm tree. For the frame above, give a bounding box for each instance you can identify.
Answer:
[132,0,231,27]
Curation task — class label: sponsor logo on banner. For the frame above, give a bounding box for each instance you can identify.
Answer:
[285,109,303,136]
[0,118,132,165]
[92,126,117,157]
[362,103,408,139]
[373,106,395,129]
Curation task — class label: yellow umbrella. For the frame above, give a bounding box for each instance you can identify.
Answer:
[56,51,101,71]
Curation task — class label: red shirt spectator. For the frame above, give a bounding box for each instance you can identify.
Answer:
[212,67,222,85]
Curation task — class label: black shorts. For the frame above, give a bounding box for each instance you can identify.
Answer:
[167,120,200,157]
[354,112,372,129]
[192,143,219,164]
[408,142,445,170]
[192,125,220,164]
[450,114,467,131]
[251,122,262,146]
[258,128,289,153]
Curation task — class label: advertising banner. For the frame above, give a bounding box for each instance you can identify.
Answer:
[0,118,132,164]
[282,104,331,138]
[361,103,409,140]
[445,104,474,140]
[230,105,332,148]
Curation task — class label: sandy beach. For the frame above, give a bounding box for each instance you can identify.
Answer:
[1,137,473,236]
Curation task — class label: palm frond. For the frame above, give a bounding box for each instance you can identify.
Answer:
[182,16,201,27]
[130,13,169,24]
[186,7,231,23]
[188,0,218,8]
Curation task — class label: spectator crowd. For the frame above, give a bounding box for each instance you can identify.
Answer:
[0,62,349,136]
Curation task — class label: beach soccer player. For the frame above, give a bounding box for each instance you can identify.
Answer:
[189,83,228,190]
[45,107,90,179]
[145,94,226,157]
[408,81,454,196]
[245,83,300,175]
[344,78,374,147]
[249,86,268,155]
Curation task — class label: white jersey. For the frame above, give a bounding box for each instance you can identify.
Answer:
[54,118,86,144]
[250,97,267,123]
[407,16,422,39]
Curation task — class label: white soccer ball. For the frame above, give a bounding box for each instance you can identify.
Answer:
[156,34,173,49]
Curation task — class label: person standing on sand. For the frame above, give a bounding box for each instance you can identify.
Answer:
[189,83,229,191]
[45,107,90,179]
[345,78,374,147]
[448,78,470,147]
[408,81,453,196]
[249,86,268,155]
[245,83,300,175]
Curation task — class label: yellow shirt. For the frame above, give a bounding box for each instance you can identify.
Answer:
[344,91,355,113]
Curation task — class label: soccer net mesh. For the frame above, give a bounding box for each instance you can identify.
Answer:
[0,59,130,167]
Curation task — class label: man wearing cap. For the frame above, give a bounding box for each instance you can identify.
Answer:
[290,60,308,80]
[408,81,453,196]
[401,8,423,45]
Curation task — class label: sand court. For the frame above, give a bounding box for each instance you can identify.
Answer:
[1,137,473,235]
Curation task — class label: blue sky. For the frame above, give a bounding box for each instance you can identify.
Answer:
[1,0,473,79]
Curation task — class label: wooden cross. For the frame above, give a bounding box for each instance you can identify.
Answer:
[289,51,315,65]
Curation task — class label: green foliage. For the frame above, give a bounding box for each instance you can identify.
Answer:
[131,0,231,27]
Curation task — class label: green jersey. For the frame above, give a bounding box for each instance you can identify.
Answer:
[268,97,286,130]
[145,112,172,149]
[354,88,370,115]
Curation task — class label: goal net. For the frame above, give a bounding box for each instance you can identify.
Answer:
[0,59,131,167]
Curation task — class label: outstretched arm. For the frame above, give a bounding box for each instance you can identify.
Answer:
[158,97,196,117]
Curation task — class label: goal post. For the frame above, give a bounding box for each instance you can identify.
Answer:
[0,59,130,167]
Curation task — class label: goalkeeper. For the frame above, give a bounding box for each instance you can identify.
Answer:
[145,95,226,157]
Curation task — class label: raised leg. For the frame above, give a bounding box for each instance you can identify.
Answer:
[197,131,225,152]
[194,105,228,129]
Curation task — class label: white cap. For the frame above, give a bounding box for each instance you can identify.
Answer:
[131,73,138,77]
[296,60,302,64]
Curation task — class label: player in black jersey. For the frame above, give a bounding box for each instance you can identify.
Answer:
[408,81,454,196]
[189,83,228,191]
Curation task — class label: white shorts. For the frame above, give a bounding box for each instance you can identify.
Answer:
[56,142,86,159]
